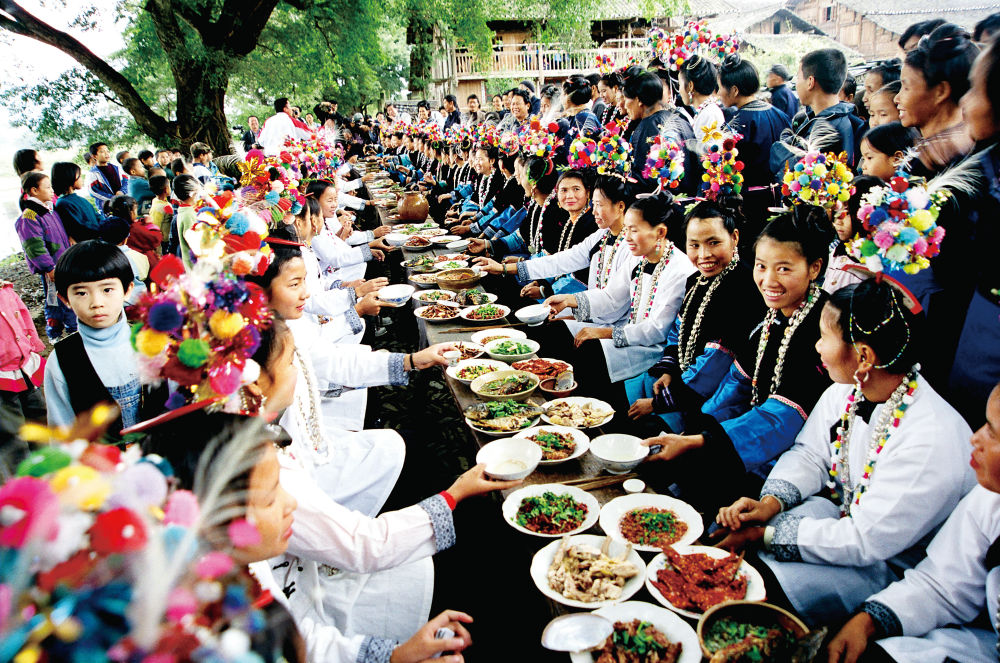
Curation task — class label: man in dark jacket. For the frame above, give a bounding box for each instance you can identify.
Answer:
[520,80,541,116]
[766,64,800,121]
[770,49,864,177]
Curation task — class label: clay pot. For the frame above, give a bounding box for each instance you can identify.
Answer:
[397,191,429,222]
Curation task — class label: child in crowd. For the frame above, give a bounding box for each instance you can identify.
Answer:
[859,122,919,180]
[105,195,149,304]
[15,171,75,340]
[0,283,46,452]
[121,189,163,270]
[147,174,174,252]
[52,161,105,242]
[170,157,187,177]
[190,142,217,184]
[123,156,155,214]
[172,174,200,268]
[43,240,142,434]
[88,141,128,213]
[825,175,882,294]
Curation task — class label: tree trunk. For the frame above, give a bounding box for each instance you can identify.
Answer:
[173,68,234,155]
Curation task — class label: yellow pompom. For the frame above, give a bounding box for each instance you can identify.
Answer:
[136,329,169,357]
[783,171,794,183]
[903,263,921,274]
[49,465,111,510]
[813,164,828,177]
[827,183,840,196]
[209,310,246,340]
[909,209,934,232]
[14,645,40,663]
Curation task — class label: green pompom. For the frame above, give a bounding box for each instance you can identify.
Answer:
[17,446,72,477]
[177,338,211,368]
[130,322,143,351]
[860,239,879,257]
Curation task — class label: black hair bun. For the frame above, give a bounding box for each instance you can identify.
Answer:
[721,53,743,71]
[923,23,973,57]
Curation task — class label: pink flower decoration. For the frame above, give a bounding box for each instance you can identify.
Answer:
[163,490,200,527]
[165,586,198,623]
[227,518,262,547]
[0,476,59,548]
[873,231,895,249]
[0,583,10,630]
[932,226,946,242]
[195,551,234,579]
[912,237,928,256]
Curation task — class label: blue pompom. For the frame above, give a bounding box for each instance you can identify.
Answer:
[898,227,920,244]
[165,391,187,410]
[225,211,251,236]
[264,191,280,204]
[148,301,184,332]
[869,208,889,225]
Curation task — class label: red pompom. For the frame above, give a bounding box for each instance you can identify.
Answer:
[90,508,148,554]
[150,255,185,289]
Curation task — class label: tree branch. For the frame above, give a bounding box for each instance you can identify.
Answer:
[0,0,173,139]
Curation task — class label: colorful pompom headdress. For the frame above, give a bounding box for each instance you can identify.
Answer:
[130,261,273,411]
[651,21,740,70]
[699,125,744,199]
[644,133,686,190]
[592,120,633,177]
[781,151,855,210]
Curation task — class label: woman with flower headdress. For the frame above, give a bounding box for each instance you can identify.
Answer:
[544,190,696,404]
[678,54,725,145]
[712,275,974,627]
[625,71,696,194]
[624,195,765,434]
[639,205,833,517]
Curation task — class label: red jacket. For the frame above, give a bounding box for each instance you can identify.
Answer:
[0,282,45,391]
[126,220,163,270]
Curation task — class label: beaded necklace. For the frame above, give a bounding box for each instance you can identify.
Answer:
[286,349,328,463]
[676,254,739,372]
[557,203,592,253]
[695,96,722,116]
[529,192,557,255]
[594,229,624,288]
[750,282,822,406]
[478,170,495,203]
[629,243,673,324]
[827,368,918,517]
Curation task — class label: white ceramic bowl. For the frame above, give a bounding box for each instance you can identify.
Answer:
[484,337,540,362]
[567,602,702,663]
[460,304,511,324]
[645,546,767,619]
[408,273,440,289]
[515,304,550,326]
[598,493,704,553]
[501,483,600,537]
[446,239,471,250]
[529,535,646,609]
[384,233,408,247]
[512,425,590,465]
[475,437,543,480]
[445,358,510,384]
[470,328,527,345]
[590,434,649,474]
[376,284,415,306]
[623,478,646,494]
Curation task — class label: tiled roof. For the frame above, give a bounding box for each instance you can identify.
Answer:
[835,1,1000,34]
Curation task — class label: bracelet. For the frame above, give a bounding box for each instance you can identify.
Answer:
[406,353,414,371]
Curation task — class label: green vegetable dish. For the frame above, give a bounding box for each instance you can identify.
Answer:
[528,430,577,460]
[594,619,682,663]
[514,491,588,534]
[481,400,534,418]
[492,339,532,355]
[703,616,796,661]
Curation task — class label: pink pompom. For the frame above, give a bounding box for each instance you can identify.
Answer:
[227,518,262,547]
[163,490,200,527]
[165,586,198,623]
[873,231,895,249]
[195,551,234,579]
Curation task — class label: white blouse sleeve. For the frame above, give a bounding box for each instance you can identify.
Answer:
[306,342,403,388]
[312,233,369,269]
[339,177,365,193]
[280,462,453,573]
[572,257,633,325]
[865,486,1000,637]
[523,229,605,281]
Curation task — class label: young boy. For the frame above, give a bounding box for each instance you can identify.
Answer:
[43,240,140,433]
[123,157,155,215]
[148,174,173,251]
[189,142,217,184]
[88,142,128,213]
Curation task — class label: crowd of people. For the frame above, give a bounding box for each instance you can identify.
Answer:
[2,12,1000,663]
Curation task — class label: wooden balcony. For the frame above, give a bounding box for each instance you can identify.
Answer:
[449,40,650,81]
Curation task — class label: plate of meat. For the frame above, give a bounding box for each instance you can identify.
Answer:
[511,358,572,381]
[512,425,589,464]
[567,601,701,663]
[531,535,644,608]
[414,303,461,322]
[599,494,703,553]
[645,546,766,619]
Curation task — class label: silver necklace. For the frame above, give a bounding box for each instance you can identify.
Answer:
[750,282,822,406]
[677,255,739,372]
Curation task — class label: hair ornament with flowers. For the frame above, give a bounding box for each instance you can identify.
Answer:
[520,119,563,161]
[592,120,633,176]
[653,21,740,70]
[595,53,615,74]
[699,125,744,199]
[781,151,855,210]
[130,264,273,411]
[644,133,686,189]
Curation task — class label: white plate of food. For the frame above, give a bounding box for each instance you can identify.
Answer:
[501,483,599,537]
[401,255,438,271]
[470,328,527,345]
[435,253,469,263]
[513,425,589,465]
[511,358,573,382]
[530,535,645,609]
[460,303,510,324]
[417,228,448,238]
[452,288,498,306]
[645,546,766,619]
[541,397,614,429]
[598,494,704,553]
[463,399,542,437]
[408,272,440,288]
[433,259,469,271]
[470,369,540,401]
[403,236,433,251]
[567,601,701,663]
[413,302,461,323]
[431,234,462,244]
[441,341,486,361]
[411,289,456,305]
[445,358,509,384]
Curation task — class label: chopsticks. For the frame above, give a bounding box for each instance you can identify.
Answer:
[556,473,638,491]
[440,322,528,334]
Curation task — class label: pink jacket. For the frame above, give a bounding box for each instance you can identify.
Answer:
[0,282,45,391]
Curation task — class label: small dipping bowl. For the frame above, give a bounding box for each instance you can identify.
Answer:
[515,304,551,326]
[442,350,461,367]
[376,284,415,306]
[590,434,649,475]
[476,437,543,480]
[384,233,408,247]
[539,377,578,398]
[623,478,646,494]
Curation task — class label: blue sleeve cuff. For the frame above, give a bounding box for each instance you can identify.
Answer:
[331,279,343,289]
[418,494,457,552]
[766,511,804,562]
[365,230,375,242]
[516,259,530,282]
[388,353,409,386]
[760,479,802,512]
[357,636,397,663]
[360,244,373,262]
[573,291,592,321]
[863,600,903,638]
[345,306,364,335]
[348,287,358,305]
[612,325,628,348]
